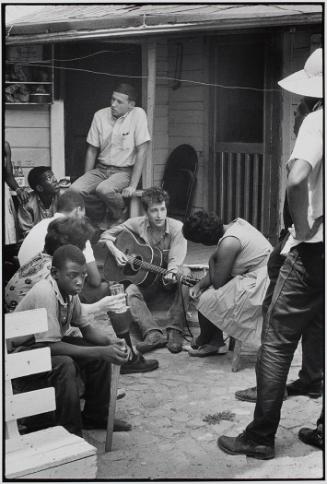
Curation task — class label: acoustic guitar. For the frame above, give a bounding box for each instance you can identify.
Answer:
[103,229,198,288]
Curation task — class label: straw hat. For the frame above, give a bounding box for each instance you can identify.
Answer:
[278,48,323,98]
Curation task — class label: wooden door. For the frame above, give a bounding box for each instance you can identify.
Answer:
[209,34,281,242]
[60,41,142,179]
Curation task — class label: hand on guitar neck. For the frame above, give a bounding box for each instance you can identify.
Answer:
[103,230,199,289]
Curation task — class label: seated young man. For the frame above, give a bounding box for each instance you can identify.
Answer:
[11,244,131,436]
[18,190,108,304]
[17,166,61,238]
[100,187,190,354]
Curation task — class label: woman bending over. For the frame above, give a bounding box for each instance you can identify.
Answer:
[183,211,272,357]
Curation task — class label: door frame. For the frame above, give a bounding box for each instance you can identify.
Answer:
[208,31,282,243]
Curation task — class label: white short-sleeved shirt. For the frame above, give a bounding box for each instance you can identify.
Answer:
[18,213,95,266]
[14,277,90,344]
[282,108,323,253]
[87,106,151,167]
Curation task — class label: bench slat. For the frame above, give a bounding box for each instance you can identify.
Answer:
[6,426,96,478]
[6,347,51,380]
[5,308,48,339]
[6,387,55,421]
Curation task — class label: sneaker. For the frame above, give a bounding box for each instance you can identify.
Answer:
[120,353,159,374]
[287,379,321,398]
[217,432,275,460]
[167,329,184,353]
[298,426,324,449]
[188,344,228,357]
[135,330,167,354]
[82,416,132,431]
[235,386,288,403]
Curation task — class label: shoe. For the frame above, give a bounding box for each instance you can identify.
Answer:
[235,386,288,403]
[167,329,184,353]
[117,388,126,400]
[188,344,228,357]
[135,331,167,354]
[298,427,324,449]
[82,416,132,431]
[217,432,275,460]
[287,379,321,398]
[120,353,159,374]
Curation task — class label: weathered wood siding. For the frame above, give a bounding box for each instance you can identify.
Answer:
[151,36,208,210]
[168,37,209,210]
[5,106,51,183]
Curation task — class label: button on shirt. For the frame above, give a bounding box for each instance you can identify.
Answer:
[101,216,187,272]
[15,276,90,344]
[87,107,151,167]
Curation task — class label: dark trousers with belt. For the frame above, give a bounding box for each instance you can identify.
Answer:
[262,238,323,388]
[14,337,111,436]
[245,243,324,446]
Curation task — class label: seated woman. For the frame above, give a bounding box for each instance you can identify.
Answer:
[182,211,272,357]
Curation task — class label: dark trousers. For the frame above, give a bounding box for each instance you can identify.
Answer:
[14,337,111,436]
[245,243,324,446]
[262,238,323,388]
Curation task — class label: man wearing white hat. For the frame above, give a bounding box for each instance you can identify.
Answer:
[218,48,323,459]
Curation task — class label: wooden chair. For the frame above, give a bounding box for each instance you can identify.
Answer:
[5,308,97,479]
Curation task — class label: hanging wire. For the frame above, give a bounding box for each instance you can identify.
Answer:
[5,60,280,93]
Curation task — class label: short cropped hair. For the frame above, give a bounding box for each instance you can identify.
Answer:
[57,190,85,213]
[183,210,224,245]
[141,187,170,211]
[52,244,86,270]
[44,217,94,256]
[27,166,51,191]
[114,83,136,102]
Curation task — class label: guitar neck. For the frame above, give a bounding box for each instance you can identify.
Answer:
[126,255,198,286]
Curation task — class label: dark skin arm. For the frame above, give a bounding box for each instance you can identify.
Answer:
[190,237,241,298]
[48,323,128,365]
[4,141,29,203]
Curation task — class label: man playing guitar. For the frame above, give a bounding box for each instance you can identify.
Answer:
[100,187,190,353]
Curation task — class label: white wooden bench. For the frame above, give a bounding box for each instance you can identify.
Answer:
[5,308,97,479]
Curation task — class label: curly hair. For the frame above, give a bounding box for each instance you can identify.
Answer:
[44,217,94,256]
[182,210,224,245]
[27,166,52,191]
[52,244,86,270]
[141,186,170,211]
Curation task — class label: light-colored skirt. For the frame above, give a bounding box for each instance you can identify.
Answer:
[197,265,269,348]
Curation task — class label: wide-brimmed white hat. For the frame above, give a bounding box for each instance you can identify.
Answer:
[278,48,323,98]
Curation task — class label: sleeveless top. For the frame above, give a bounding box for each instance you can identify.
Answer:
[218,218,272,277]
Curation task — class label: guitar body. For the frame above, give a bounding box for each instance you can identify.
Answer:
[103,230,164,288]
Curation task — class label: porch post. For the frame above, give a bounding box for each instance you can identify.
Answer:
[50,100,65,179]
[142,40,156,188]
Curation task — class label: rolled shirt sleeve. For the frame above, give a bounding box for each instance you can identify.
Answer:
[86,114,101,148]
[167,221,188,272]
[133,109,151,147]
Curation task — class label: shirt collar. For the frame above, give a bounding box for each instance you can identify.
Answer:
[49,275,71,306]
[143,216,170,235]
[110,107,133,122]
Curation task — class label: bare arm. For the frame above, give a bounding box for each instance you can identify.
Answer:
[48,339,128,365]
[4,141,29,203]
[122,141,149,197]
[287,159,312,240]
[209,237,241,289]
[85,260,102,287]
[84,144,99,172]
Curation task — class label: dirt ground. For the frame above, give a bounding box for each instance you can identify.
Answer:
[83,319,323,480]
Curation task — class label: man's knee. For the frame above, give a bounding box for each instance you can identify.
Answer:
[52,355,78,379]
[126,284,143,299]
[95,182,120,199]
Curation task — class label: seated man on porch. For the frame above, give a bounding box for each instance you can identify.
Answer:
[17,166,61,238]
[11,244,131,437]
[70,83,151,228]
[100,187,191,354]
